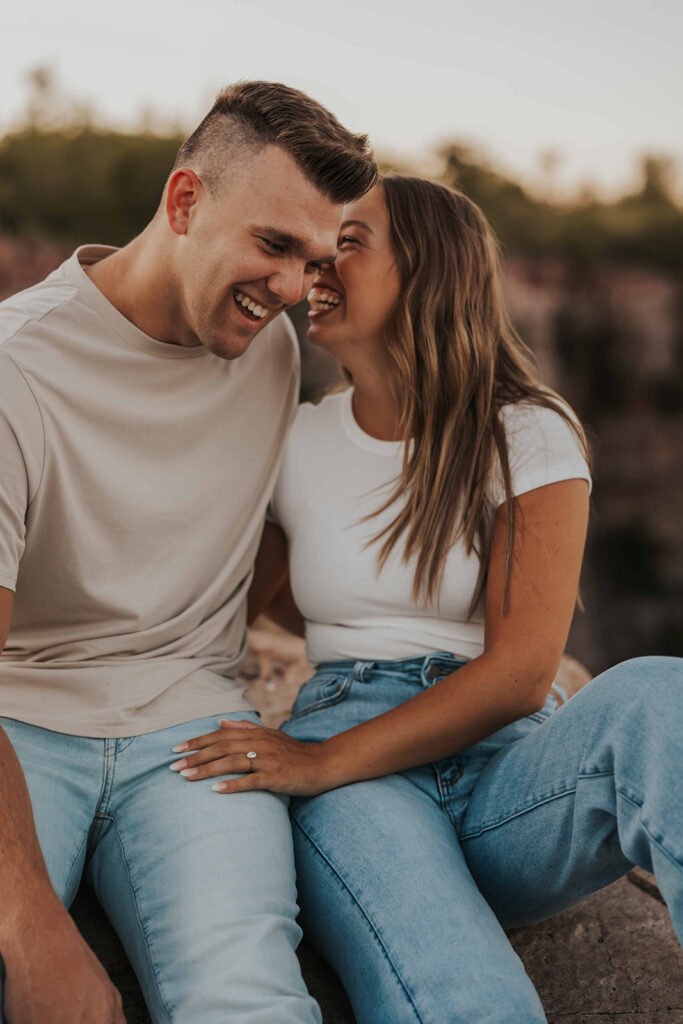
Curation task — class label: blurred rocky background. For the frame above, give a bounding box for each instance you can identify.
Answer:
[1,67,681,674]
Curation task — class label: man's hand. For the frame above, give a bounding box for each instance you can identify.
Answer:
[2,890,125,1024]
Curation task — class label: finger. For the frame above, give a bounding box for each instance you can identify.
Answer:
[171,728,224,754]
[171,727,258,755]
[175,753,253,780]
[219,719,261,730]
[212,773,267,794]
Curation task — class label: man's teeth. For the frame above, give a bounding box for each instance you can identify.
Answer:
[307,289,342,311]
[234,290,267,319]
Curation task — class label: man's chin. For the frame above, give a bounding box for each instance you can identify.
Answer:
[204,329,261,361]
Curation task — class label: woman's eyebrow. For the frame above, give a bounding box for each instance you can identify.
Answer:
[341,219,374,234]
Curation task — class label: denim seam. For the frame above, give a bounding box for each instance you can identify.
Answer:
[615,785,683,871]
[460,786,579,839]
[111,817,174,1022]
[89,741,118,847]
[460,764,617,838]
[63,830,90,904]
[294,817,457,1024]
[461,772,683,873]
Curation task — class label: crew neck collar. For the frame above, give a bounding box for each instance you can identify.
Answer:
[63,245,209,360]
[339,388,405,456]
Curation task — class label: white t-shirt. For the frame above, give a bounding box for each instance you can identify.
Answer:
[271,388,591,665]
[0,246,299,737]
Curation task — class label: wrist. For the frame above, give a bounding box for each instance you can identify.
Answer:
[315,735,359,792]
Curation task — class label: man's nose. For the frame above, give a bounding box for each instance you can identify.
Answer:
[267,264,308,308]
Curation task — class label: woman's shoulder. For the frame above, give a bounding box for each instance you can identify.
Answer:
[492,398,591,505]
[499,397,581,439]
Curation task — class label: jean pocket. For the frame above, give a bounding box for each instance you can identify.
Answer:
[288,673,353,721]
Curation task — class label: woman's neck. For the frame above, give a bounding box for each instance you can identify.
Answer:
[350,370,403,442]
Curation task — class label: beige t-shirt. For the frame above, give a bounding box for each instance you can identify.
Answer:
[0,246,299,737]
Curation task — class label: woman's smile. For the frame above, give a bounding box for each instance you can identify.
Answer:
[307,284,344,319]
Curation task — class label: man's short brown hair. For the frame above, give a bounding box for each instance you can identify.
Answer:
[174,81,377,204]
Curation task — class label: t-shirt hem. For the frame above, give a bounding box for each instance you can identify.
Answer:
[0,570,17,591]
[492,462,592,507]
[0,691,257,739]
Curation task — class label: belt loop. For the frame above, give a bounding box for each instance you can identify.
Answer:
[354,660,375,682]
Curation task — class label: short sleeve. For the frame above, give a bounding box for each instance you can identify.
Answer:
[0,354,45,590]
[489,402,591,508]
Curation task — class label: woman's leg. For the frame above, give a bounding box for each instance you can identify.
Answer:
[290,772,547,1024]
[458,657,683,940]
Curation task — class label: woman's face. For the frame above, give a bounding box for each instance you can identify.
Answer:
[306,183,400,365]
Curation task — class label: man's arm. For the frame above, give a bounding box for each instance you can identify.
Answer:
[0,586,125,1024]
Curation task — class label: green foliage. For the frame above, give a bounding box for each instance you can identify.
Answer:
[0,127,183,246]
[0,122,680,269]
[438,145,683,271]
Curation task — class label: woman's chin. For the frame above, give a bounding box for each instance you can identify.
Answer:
[306,315,339,348]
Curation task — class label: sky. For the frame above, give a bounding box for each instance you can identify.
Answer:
[2,0,681,199]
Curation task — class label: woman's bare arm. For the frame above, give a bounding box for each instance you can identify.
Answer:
[314,477,589,787]
[176,478,589,797]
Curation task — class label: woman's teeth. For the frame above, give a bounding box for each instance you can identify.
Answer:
[234,290,267,319]
[307,288,342,311]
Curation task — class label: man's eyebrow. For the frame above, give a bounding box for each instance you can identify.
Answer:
[341,219,374,234]
[252,226,336,265]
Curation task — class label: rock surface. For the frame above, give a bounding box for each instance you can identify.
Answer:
[70,629,682,1023]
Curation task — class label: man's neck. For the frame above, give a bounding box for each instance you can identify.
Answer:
[84,230,196,348]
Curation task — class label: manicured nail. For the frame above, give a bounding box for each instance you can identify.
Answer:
[180,768,198,778]
[212,783,227,792]
[172,743,188,753]
[169,759,187,771]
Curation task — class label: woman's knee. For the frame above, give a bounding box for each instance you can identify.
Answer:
[594,655,683,703]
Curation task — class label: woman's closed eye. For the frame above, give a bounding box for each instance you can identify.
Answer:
[337,235,360,249]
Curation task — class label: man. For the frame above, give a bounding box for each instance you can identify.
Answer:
[0,81,376,1023]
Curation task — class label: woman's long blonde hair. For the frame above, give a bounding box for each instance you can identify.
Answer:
[367,174,590,614]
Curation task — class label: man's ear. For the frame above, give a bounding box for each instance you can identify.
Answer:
[165,168,204,236]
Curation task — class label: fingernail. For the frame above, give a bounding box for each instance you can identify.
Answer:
[172,743,188,753]
[180,768,198,778]
[212,783,226,792]
[169,759,187,771]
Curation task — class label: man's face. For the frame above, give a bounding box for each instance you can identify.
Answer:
[170,145,342,359]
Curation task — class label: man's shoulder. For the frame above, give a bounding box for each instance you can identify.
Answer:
[0,265,77,353]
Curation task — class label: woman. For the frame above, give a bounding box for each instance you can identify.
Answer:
[171,176,682,1023]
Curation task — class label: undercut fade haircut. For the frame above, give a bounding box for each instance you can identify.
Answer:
[173,81,377,204]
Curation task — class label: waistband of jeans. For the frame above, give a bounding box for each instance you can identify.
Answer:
[316,651,469,675]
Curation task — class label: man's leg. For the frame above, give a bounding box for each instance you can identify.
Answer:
[86,713,321,1024]
[0,718,100,907]
[458,657,683,940]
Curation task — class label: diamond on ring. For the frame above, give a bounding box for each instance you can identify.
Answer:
[246,750,257,772]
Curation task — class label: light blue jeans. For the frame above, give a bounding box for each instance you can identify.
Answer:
[2,711,321,1024]
[281,654,683,1024]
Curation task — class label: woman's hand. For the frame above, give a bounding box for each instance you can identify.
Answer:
[169,720,332,797]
